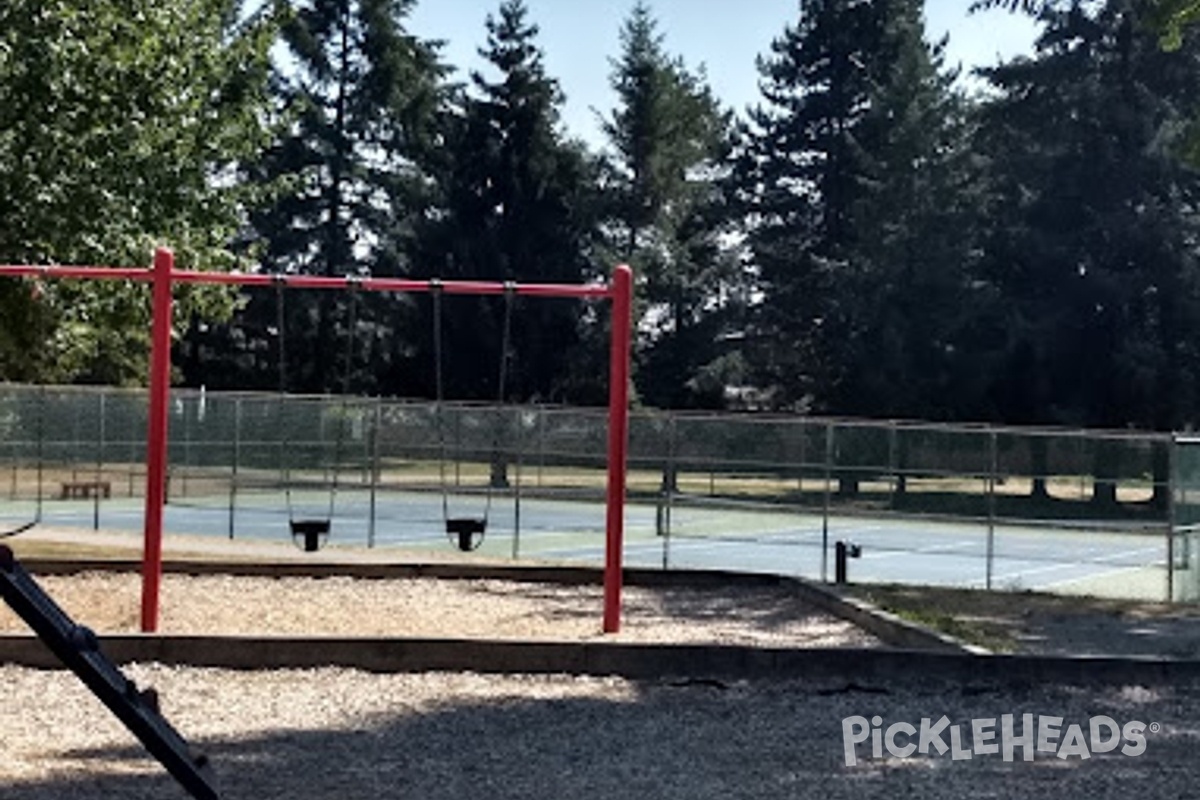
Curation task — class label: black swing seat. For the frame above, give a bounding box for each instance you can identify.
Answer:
[290,519,331,553]
[446,517,486,552]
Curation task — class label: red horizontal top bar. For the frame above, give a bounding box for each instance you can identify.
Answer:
[0,265,150,281]
[0,265,615,299]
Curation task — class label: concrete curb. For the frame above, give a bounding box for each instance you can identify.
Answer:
[782,580,989,655]
[0,634,1194,685]
[5,559,1192,682]
[17,558,763,586]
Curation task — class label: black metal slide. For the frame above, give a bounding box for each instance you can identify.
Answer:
[0,545,219,799]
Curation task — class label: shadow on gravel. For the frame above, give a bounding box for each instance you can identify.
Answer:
[469,578,834,636]
[5,678,1200,800]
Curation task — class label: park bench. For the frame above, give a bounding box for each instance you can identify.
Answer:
[59,480,112,500]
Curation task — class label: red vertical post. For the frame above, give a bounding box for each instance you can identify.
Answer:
[603,264,633,633]
[141,248,174,633]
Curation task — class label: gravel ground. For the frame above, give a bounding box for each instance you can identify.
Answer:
[0,572,877,646]
[2,665,1197,800]
[5,529,1200,798]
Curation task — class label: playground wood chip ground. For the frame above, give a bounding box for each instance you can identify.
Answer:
[4,665,1199,799]
[0,569,879,646]
[4,527,1200,797]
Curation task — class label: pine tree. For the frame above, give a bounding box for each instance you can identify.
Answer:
[978,0,1200,507]
[831,3,992,420]
[736,0,980,416]
[413,0,596,402]
[601,3,742,409]
[221,0,447,394]
[980,0,1200,431]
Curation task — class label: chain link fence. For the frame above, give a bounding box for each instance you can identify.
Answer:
[0,383,1184,601]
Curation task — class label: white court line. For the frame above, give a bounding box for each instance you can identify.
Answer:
[1036,563,1166,592]
[984,545,1165,586]
[858,539,982,561]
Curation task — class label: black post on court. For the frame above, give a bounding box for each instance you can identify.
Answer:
[835,540,862,584]
[0,545,220,800]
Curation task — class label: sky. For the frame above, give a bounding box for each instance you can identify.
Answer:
[407,0,1043,147]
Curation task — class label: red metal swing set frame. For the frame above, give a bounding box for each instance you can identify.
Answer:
[0,249,635,634]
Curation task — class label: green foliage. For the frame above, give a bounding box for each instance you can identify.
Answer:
[736,0,983,417]
[1146,0,1200,49]
[413,0,599,403]
[978,0,1200,429]
[600,3,743,409]
[0,0,279,384]
[975,0,1200,51]
[255,0,445,278]
[214,0,448,395]
[11,0,1200,434]
[837,7,998,421]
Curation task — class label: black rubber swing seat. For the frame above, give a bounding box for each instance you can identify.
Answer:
[290,519,331,553]
[446,517,486,552]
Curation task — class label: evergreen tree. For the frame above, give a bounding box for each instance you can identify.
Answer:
[601,3,743,409]
[833,3,993,420]
[736,0,981,416]
[217,0,447,395]
[412,0,597,403]
[736,0,885,409]
[979,0,1200,432]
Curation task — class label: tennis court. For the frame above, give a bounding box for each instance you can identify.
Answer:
[6,487,1173,599]
[4,384,1198,603]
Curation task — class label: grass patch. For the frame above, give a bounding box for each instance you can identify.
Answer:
[845,584,1032,653]
[844,582,1200,654]
[878,603,1017,653]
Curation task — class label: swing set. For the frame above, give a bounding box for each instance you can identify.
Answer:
[272,279,517,554]
[0,250,634,633]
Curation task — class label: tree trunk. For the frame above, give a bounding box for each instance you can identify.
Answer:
[1091,439,1121,511]
[490,453,510,489]
[1151,439,1170,511]
[1030,436,1050,501]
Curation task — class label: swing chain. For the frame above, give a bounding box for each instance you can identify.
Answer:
[432,280,517,551]
[431,283,451,527]
[2,279,49,539]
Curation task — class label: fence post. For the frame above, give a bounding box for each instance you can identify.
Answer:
[36,385,44,518]
[93,390,105,532]
[71,391,80,484]
[8,437,14,501]
[664,414,677,570]
[888,421,898,500]
[181,393,191,500]
[368,399,381,549]
[228,397,241,540]
[822,422,833,583]
[1168,434,1177,603]
[536,406,546,488]
[512,407,522,561]
[127,391,136,498]
[986,431,997,591]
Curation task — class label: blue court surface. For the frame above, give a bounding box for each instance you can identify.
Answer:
[5,489,1173,599]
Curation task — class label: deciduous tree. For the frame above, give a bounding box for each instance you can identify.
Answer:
[0,0,278,383]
